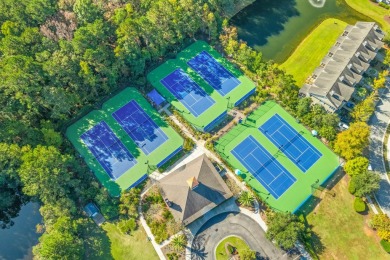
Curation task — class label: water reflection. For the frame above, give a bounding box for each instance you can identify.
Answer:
[0,203,42,260]
[231,0,372,62]
[308,0,326,8]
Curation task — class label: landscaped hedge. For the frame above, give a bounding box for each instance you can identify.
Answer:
[118,218,137,235]
[353,197,366,213]
[348,179,356,195]
[380,239,390,253]
[379,2,390,9]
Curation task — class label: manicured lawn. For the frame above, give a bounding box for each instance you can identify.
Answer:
[300,174,388,259]
[280,18,347,86]
[346,0,390,31]
[84,221,159,260]
[215,236,251,260]
[101,222,159,260]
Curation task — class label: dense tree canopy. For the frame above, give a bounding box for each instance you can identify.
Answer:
[350,170,380,197]
[351,94,375,122]
[0,0,230,257]
[0,143,24,229]
[371,213,390,242]
[0,0,361,258]
[266,211,305,250]
[333,122,370,160]
[33,216,84,259]
[344,157,369,177]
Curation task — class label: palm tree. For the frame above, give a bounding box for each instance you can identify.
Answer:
[170,234,187,253]
[238,191,255,207]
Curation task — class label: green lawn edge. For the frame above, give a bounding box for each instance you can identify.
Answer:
[66,88,183,196]
[102,222,159,260]
[345,0,390,32]
[280,18,348,86]
[215,236,252,260]
[215,101,340,212]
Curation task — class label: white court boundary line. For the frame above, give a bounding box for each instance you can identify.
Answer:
[261,115,322,172]
[81,122,137,180]
[113,101,168,155]
[231,135,296,199]
[188,51,241,96]
[160,69,215,117]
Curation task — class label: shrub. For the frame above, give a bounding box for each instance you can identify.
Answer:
[379,2,390,9]
[238,191,255,207]
[370,213,390,241]
[167,252,179,260]
[353,197,366,213]
[227,244,235,255]
[149,220,169,243]
[119,188,141,218]
[380,239,390,253]
[351,171,380,197]
[344,157,369,177]
[118,218,137,235]
[240,249,256,260]
[170,234,187,252]
[348,179,356,195]
[183,137,195,151]
[95,190,119,219]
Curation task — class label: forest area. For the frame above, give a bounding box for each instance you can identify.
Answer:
[0,0,339,258]
[0,0,235,258]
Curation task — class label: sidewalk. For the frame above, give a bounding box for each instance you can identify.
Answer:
[165,111,311,259]
[141,109,312,259]
[368,86,390,217]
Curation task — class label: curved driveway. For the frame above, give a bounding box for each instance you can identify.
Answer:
[190,212,289,260]
[369,86,390,217]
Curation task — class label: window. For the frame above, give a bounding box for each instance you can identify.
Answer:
[355,52,361,58]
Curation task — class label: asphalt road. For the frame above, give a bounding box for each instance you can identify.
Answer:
[369,86,390,217]
[190,212,295,260]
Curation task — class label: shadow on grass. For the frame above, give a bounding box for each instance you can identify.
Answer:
[310,231,326,257]
[82,221,113,260]
[299,168,345,216]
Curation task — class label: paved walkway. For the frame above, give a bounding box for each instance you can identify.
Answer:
[191,212,291,260]
[368,86,390,217]
[142,107,311,259]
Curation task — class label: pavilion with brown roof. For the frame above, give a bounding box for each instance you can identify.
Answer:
[158,154,233,226]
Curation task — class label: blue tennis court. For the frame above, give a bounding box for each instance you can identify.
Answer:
[160,68,215,117]
[113,100,168,155]
[259,114,322,172]
[231,135,296,199]
[81,121,137,180]
[187,51,241,96]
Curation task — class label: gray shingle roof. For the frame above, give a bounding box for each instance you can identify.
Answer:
[158,154,232,226]
[300,22,384,112]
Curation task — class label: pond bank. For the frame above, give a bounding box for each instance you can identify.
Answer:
[231,0,373,63]
[280,18,348,86]
[0,203,42,260]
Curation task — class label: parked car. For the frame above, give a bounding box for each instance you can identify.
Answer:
[84,202,105,225]
[368,164,373,171]
[338,122,349,130]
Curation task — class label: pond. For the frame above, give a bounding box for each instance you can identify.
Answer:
[0,203,42,260]
[231,0,373,63]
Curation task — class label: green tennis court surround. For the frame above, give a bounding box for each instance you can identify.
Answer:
[147,41,256,132]
[215,101,339,212]
[66,88,184,196]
